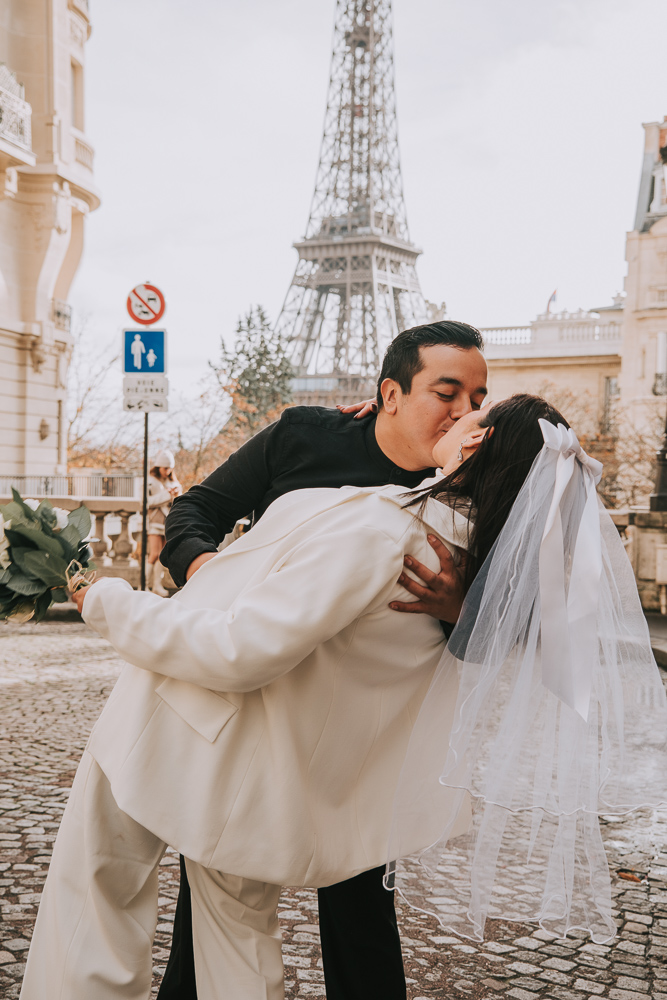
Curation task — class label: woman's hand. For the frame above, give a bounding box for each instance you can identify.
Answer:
[336,398,378,420]
[71,582,96,615]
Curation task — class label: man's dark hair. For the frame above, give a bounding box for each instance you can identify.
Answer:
[376,320,484,408]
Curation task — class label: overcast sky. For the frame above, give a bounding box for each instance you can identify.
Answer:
[70,0,667,398]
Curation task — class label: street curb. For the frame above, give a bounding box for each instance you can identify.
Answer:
[44,602,83,623]
[653,645,667,670]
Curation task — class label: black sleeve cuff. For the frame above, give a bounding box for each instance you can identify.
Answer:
[161,538,218,589]
[440,620,454,640]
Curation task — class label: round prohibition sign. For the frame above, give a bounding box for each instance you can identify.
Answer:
[126,283,166,326]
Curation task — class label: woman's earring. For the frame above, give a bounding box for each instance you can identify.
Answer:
[457,438,467,462]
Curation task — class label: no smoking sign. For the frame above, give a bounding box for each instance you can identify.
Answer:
[126,283,166,326]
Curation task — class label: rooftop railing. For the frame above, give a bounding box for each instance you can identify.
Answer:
[480,326,532,345]
[481,314,623,355]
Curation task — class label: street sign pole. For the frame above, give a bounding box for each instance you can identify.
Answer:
[123,283,167,592]
[141,412,149,591]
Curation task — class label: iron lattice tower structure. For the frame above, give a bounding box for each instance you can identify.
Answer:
[276,0,428,403]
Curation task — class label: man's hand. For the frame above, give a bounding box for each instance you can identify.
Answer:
[390,535,465,624]
[336,398,377,420]
[185,551,217,581]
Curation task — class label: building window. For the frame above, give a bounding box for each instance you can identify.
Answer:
[71,60,84,130]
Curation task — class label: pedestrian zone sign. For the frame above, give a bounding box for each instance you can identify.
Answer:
[123,329,167,374]
[123,375,169,412]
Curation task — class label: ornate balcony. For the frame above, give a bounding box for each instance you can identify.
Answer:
[73,135,94,171]
[0,65,32,158]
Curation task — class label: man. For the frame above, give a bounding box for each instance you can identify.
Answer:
[158,320,488,1000]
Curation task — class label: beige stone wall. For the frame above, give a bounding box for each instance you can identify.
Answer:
[0,0,99,476]
[487,355,621,436]
[0,329,68,475]
[619,216,667,435]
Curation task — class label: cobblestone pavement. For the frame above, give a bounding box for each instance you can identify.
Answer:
[1,622,666,999]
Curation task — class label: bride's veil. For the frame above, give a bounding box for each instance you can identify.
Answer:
[386,420,667,943]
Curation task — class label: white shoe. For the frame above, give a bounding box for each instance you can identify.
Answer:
[151,564,169,597]
[144,561,154,591]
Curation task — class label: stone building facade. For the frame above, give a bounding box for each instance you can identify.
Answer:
[480,116,667,449]
[0,0,99,477]
[481,306,623,435]
[619,117,667,428]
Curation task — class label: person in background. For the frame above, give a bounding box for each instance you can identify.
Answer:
[147,449,182,596]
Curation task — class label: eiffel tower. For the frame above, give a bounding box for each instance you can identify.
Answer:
[276,0,429,404]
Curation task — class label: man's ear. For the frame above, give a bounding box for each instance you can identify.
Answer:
[380,378,400,415]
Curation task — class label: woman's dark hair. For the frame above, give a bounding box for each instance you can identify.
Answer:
[149,466,175,482]
[406,394,569,592]
[376,320,484,408]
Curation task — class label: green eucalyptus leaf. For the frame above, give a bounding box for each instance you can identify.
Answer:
[5,528,37,551]
[11,547,42,579]
[36,500,57,533]
[32,590,53,623]
[5,570,46,597]
[6,524,65,558]
[57,525,80,561]
[67,505,92,540]
[15,548,68,588]
[10,489,40,522]
[0,568,11,585]
[0,501,35,528]
[50,587,69,604]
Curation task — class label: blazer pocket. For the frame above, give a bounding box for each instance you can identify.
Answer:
[156,677,239,744]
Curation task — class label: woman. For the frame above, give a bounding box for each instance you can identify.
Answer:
[146,448,182,596]
[20,395,667,999]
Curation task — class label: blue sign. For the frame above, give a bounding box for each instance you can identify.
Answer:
[122,329,167,374]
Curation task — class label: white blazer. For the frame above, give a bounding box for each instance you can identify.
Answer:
[83,482,470,887]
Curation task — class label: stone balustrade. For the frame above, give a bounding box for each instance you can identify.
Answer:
[481,311,623,359]
[0,495,175,591]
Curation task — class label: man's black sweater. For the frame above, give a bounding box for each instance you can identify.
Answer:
[162,406,434,588]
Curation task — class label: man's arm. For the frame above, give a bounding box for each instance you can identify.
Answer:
[161,419,286,587]
[83,526,403,693]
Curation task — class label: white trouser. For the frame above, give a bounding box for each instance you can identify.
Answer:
[20,751,284,1000]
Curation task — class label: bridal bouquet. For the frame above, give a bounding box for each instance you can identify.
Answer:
[0,490,94,623]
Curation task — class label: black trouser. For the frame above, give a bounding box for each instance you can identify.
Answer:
[157,856,406,1000]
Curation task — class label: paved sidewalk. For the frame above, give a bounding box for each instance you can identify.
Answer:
[1,622,666,998]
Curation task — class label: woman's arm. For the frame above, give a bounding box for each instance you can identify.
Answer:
[146,479,174,509]
[81,525,404,693]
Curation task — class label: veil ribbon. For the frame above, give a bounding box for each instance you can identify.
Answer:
[538,420,603,721]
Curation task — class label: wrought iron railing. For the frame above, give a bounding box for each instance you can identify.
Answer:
[0,474,140,500]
